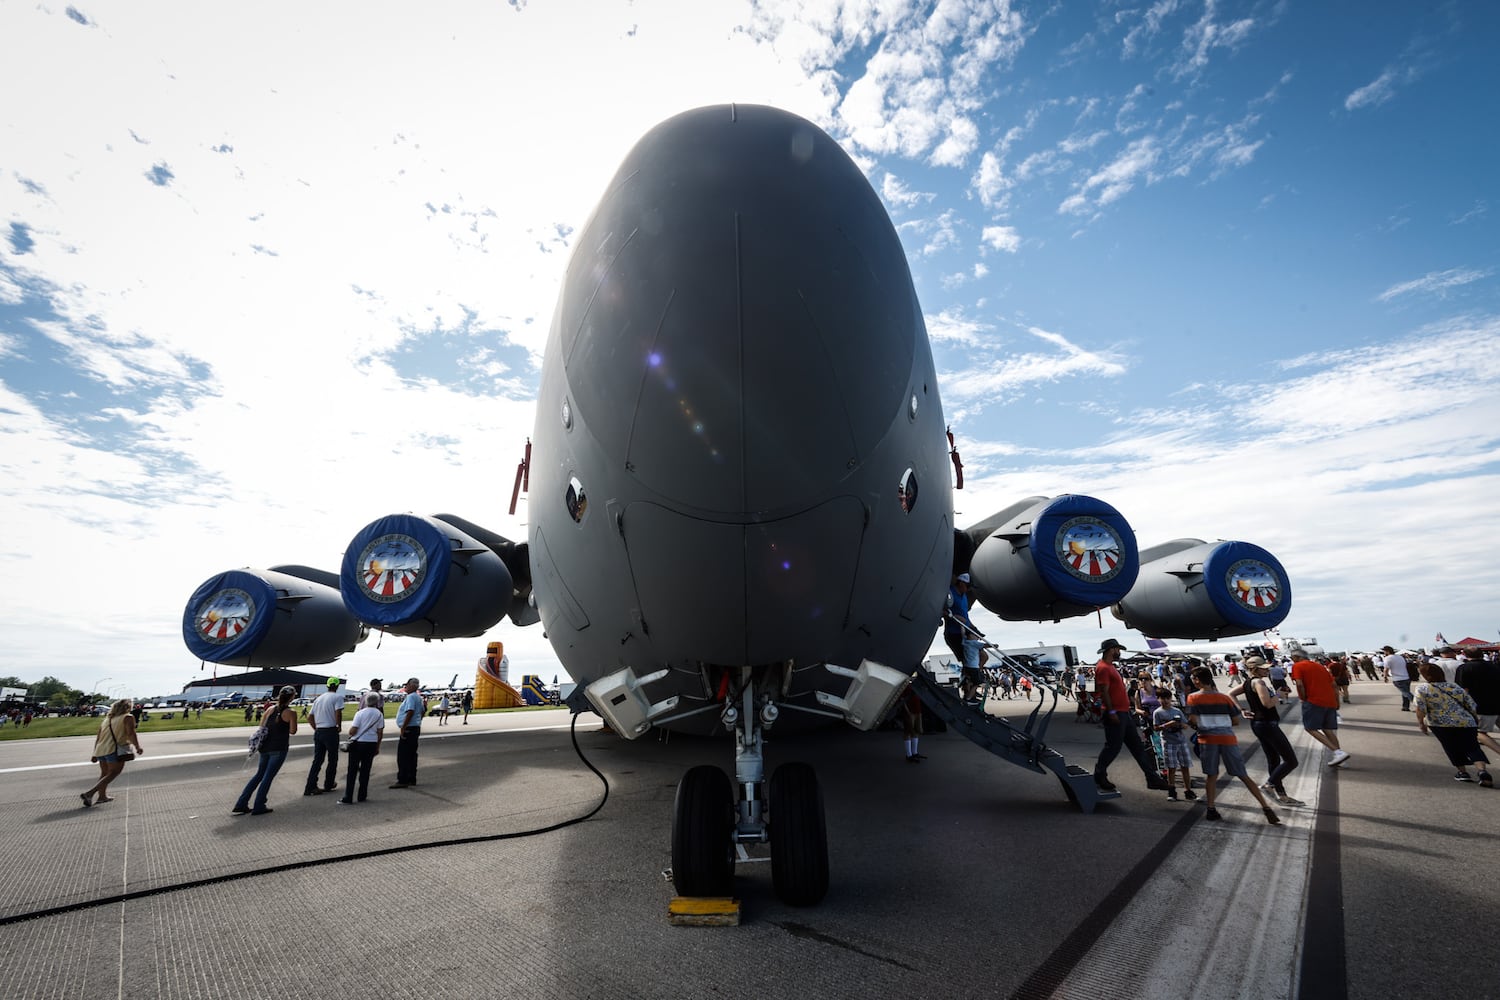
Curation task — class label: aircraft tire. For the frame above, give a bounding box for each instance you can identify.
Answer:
[769,762,829,906]
[671,765,735,897]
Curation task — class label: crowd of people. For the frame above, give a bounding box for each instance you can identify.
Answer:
[77,675,458,814]
[935,572,1499,817]
[1079,641,1499,806]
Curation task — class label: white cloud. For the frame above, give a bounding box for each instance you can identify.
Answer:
[980,225,1022,253]
[1345,69,1398,111]
[940,324,1128,411]
[1059,137,1160,214]
[881,172,934,209]
[924,308,993,347]
[811,0,1028,164]
[1174,2,1256,81]
[1376,268,1490,303]
[972,150,1012,209]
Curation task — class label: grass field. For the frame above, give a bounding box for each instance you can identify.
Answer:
[0,704,559,742]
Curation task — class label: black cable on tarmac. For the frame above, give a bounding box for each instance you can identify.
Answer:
[0,713,610,928]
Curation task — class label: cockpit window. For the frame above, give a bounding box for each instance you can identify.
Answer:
[898,468,918,514]
[566,476,588,524]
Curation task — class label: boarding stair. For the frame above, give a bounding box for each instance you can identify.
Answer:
[912,643,1120,814]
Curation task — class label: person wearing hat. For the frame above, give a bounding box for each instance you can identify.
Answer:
[304,676,347,796]
[1093,638,1170,793]
[944,573,988,703]
[1229,656,1301,804]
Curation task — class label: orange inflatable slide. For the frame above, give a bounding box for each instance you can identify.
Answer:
[473,641,524,709]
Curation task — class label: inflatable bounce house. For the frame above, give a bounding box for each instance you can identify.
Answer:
[473,641,524,709]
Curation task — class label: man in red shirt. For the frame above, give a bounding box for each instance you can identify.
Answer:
[1093,638,1171,792]
[1291,657,1349,767]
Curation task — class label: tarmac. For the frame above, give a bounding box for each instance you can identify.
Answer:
[0,679,1494,1000]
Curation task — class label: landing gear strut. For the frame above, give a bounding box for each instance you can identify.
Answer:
[668,666,830,906]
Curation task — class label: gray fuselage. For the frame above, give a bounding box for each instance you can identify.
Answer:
[528,105,953,730]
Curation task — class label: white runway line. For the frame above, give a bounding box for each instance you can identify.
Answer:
[1042,720,1326,1000]
[0,719,598,774]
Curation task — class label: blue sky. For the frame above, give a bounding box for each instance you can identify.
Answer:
[2,1,1497,697]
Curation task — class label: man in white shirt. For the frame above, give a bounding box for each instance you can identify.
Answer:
[1381,645,1412,711]
[303,677,346,795]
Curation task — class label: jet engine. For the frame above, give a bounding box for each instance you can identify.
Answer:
[1113,538,1291,639]
[963,495,1140,621]
[339,513,514,639]
[182,566,365,667]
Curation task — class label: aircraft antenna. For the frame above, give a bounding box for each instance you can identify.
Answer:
[947,426,964,490]
[509,438,532,516]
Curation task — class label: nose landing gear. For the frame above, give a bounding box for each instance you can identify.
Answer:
[669,666,830,907]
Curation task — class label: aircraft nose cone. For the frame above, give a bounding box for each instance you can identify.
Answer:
[559,105,920,515]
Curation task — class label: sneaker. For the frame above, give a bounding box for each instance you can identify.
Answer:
[1262,805,1281,826]
[1184,789,1198,801]
[906,755,919,763]
[338,798,353,804]
[1327,750,1350,767]
[1145,776,1170,791]
[250,807,273,815]
[1205,807,1221,821]
[230,806,250,815]
[1094,776,1117,792]
[80,793,93,808]
[1260,782,1277,795]
[324,784,338,792]
[1455,771,1475,782]
[1481,771,1494,788]
[389,782,411,789]
[304,788,323,796]
[1166,789,1178,801]
[1277,793,1305,806]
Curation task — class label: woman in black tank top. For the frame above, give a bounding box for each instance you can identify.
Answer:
[1232,659,1300,803]
[233,686,299,815]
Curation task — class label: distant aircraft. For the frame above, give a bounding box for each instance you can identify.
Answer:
[181,105,1291,906]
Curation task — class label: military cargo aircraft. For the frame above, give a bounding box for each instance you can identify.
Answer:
[182,105,1291,907]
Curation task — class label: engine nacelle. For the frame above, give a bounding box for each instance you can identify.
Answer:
[964,495,1139,621]
[182,566,365,667]
[1113,538,1291,639]
[340,513,514,639]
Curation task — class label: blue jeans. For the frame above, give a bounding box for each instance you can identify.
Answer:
[1393,679,1412,709]
[236,751,288,811]
[306,729,340,791]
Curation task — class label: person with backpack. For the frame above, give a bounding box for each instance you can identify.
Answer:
[233,686,298,815]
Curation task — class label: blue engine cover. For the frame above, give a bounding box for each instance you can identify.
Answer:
[183,569,277,662]
[340,513,513,638]
[1201,540,1291,632]
[967,494,1140,621]
[341,514,456,626]
[183,568,363,667]
[1029,495,1140,609]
